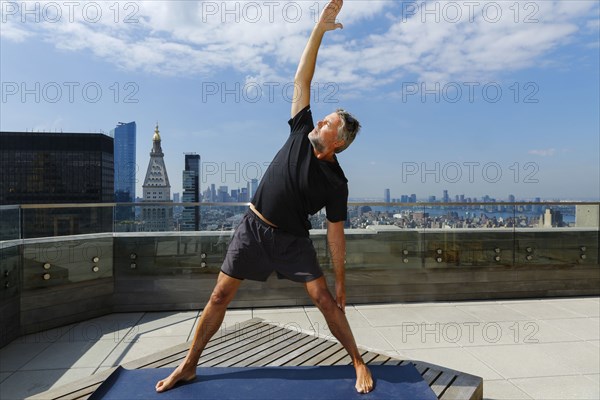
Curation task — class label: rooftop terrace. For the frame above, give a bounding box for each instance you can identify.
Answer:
[1,202,598,399]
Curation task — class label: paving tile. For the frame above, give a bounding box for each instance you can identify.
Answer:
[410,306,484,325]
[482,379,533,400]
[456,304,531,322]
[398,347,503,381]
[190,309,254,340]
[584,374,600,385]
[59,313,144,342]
[511,375,600,400]
[306,308,373,330]
[353,306,427,327]
[253,309,313,332]
[538,341,599,374]
[132,316,196,339]
[348,327,395,352]
[465,341,599,379]
[0,368,96,400]
[21,340,120,370]
[542,317,599,341]
[452,319,581,347]
[377,326,461,350]
[501,300,583,320]
[101,335,189,367]
[12,323,77,345]
[548,299,600,318]
[0,341,52,372]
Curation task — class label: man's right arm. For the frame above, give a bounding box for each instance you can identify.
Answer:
[291,0,344,119]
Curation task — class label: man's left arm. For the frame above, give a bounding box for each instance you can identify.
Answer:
[327,219,347,313]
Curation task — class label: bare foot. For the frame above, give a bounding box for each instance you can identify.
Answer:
[155,364,197,393]
[354,363,374,394]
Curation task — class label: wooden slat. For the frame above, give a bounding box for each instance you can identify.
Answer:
[422,368,443,386]
[264,336,326,367]
[361,351,384,364]
[219,328,301,367]
[430,371,458,398]
[383,357,403,366]
[367,354,391,365]
[124,318,265,369]
[284,340,336,366]
[440,373,483,400]
[198,325,285,366]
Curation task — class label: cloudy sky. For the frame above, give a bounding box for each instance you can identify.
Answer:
[1,0,599,200]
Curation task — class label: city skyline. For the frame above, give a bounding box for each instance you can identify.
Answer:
[1,1,598,201]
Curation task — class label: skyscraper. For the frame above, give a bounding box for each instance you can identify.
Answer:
[249,178,258,199]
[384,188,391,203]
[111,121,136,221]
[181,153,201,231]
[111,122,136,202]
[141,124,173,231]
[0,131,114,237]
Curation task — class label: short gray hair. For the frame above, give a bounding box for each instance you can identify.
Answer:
[335,109,361,154]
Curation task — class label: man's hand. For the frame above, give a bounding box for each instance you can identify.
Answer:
[335,280,346,313]
[318,0,344,32]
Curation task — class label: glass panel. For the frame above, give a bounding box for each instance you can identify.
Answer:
[0,242,20,300]
[0,206,20,241]
[21,206,113,239]
[22,236,113,290]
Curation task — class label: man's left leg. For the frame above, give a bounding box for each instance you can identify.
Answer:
[304,276,373,394]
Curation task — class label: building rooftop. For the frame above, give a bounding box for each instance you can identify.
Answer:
[1,296,598,400]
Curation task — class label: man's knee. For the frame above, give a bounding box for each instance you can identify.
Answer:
[209,286,234,307]
[311,289,336,312]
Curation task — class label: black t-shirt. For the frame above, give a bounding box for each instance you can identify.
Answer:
[252,105,348,237]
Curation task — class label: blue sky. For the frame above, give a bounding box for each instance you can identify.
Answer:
[1,0,599,201]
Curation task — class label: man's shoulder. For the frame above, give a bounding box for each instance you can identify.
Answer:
[289,105,314,134]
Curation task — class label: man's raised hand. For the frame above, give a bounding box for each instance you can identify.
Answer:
[318,0,344,32]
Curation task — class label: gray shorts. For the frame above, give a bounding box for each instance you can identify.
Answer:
[221,209,323,283]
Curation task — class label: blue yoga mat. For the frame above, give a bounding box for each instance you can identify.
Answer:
[89,365,437,399]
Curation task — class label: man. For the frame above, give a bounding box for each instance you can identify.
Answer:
[156,0,373,394]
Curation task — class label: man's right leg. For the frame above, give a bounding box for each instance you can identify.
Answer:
[155,272,242,393]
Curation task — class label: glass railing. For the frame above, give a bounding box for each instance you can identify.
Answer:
[1,201,598,347]
[0,201,596,239]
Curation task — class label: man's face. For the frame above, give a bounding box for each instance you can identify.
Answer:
[308,112,343,155]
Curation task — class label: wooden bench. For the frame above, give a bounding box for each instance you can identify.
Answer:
[29,318,482,400]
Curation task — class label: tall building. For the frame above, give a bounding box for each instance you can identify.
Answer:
[181,153,201,231]
[141,124,173,231]
[111,122,136,201]
[0,131,114,238]
[111,121,136,221]
[443,190,450,203]
[218,186,229,202]
[249,178,258,199]
[384,188,391,203]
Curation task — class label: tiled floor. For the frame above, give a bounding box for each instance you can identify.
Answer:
[0,297,598,400]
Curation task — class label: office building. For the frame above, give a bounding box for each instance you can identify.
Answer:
[111,121,136,221]
[181,153,201,231]
[0,131,114,237]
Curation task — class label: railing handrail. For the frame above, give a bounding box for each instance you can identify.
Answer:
[6,201,600,209]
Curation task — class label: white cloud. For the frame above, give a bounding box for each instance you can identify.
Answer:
[528,148,556,157]
[2,0,597,92]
